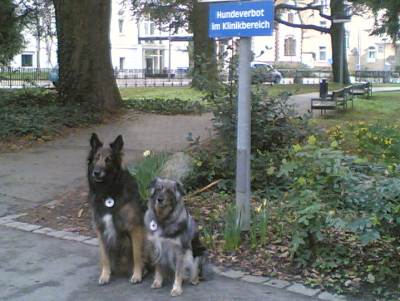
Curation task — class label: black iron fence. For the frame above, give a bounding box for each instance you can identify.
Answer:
[113,68,191,87]
[0,67,53,88]
[354,70,400,83]
[1,67,399,88]
[0,67,192,88]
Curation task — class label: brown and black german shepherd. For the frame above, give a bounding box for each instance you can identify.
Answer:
[88,133,145,285]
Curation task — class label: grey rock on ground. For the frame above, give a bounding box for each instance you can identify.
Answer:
[159,152,194,182]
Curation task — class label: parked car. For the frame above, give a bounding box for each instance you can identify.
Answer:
[251,62,282,84]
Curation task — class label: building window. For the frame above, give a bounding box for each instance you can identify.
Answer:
[288,13,294,23]
[118,19,124,33]
[119,57,125,70]
[21,54,33,67]
[319,46,327,61]
[345,31,350,49]
[284,37,296,56]
[367,46,376,62]
[144,20,156,35]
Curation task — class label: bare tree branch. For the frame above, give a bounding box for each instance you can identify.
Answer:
[274,16,331,33]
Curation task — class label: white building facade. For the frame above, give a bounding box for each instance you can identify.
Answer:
[10,0,191,72]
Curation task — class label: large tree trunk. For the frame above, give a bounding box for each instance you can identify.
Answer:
[330,0,350,84]
[53,0,121,111]
[191,1,217,90]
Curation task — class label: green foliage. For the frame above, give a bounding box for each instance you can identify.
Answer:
[128,152,168,201]
[187,79,311,191]
[0,88,100,139]
[223,204,241,252]
[351,0,400,41]
[274,140,400,298]
[0,0,24,65]
[124,97,207,114]
[250,200,269,250]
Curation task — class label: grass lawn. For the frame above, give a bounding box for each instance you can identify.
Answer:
[311,92,400,165]
[120,86,204,101]
[263,82,344,97]
[313,92,400,126]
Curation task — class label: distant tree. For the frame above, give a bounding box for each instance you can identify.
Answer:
[0,0,25,66]
[275,0,351,84]
[22,0,56,68]
[130,0,217,90]
[52,0,122,111]
[350,0,400,41]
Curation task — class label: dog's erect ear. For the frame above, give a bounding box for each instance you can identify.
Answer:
[90,133,103,150]
[110,135,124,153]
[175,181,185,199]
[148,177,160,196]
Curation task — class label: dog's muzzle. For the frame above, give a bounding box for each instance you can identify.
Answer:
[92,169,106,182]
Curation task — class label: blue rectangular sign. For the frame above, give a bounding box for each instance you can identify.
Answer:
[209,1,274,38]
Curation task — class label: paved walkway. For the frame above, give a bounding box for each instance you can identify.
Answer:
[0,112,214,217]
[0,112,324,301]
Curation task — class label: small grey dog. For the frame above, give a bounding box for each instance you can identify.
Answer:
[144,177,206,297]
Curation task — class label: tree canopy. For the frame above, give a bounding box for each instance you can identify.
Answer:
[0,0,25,65]
[350,0,400,41]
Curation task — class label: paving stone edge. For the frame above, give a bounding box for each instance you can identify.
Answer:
[0,213,350,301]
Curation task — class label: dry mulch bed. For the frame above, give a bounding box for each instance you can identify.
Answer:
[18,185,94,237]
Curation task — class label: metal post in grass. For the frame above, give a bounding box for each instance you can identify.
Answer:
[235,37,251,231]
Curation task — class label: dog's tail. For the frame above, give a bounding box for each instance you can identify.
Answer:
[192,232,214,281]
[192,232,206,258]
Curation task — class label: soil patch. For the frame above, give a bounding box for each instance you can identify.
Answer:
[18,185,94,236]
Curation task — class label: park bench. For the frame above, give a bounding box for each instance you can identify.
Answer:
[350,82,372,98]
[311,87,350,114]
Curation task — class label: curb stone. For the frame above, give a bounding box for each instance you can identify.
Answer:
[264,278,291,289]
[4,221,42,232]
[287,283,321,296]
[241,275,270,284]
[219,269,245,279]
[0,213,354,301]
[318,292,347,301]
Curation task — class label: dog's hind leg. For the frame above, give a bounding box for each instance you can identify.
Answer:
[129,227,144,284]
[97,231,111,285]
[190,256,201,285]
[151,264,163,289]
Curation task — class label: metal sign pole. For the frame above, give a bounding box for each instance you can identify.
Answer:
[236,36,251,231]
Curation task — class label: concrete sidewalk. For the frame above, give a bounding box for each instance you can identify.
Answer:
[0,227,319,301]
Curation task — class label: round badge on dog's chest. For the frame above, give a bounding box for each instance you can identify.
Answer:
[150,220,158,231]
[104,197,115,208]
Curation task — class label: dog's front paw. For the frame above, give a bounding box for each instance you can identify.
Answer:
[151,279,162,289]
[98,271,111,285]
[129,272,142,284]
[170,286,183,297]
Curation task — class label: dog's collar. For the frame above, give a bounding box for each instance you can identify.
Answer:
[104,197,115,208]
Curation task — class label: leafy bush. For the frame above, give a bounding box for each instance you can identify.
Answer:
[0,88,100,139]
[274,139,400,297]
[187,82,311,191]
[124,97,208,114]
